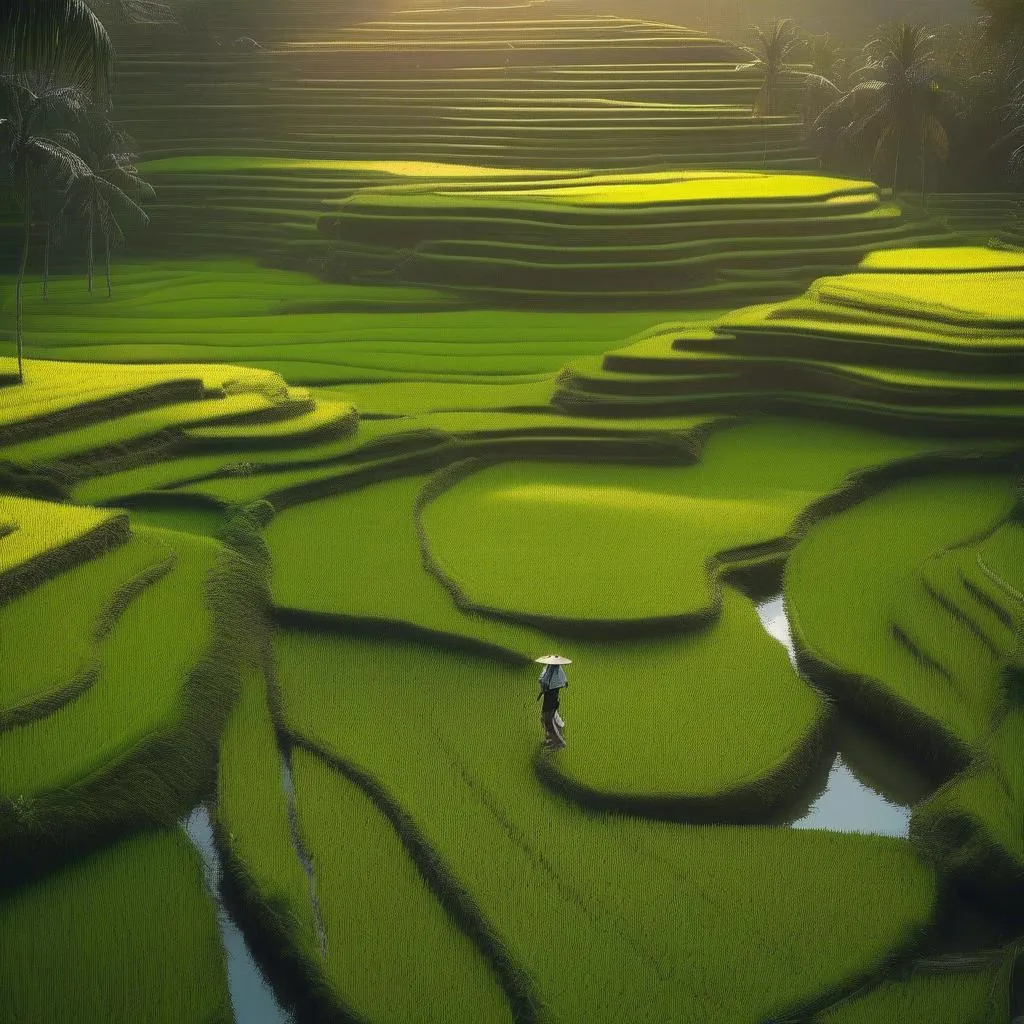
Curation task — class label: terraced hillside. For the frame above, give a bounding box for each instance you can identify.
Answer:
[3,348,1022,1021]
[315,168,960,307]
[554,246,1024,432]
[127,160,960,303]
[114,2,815,171]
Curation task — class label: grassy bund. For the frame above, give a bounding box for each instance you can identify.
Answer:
[2,2,1024,1021]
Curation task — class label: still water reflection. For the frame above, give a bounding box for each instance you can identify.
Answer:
[182,805,295,1024]
[754,596,935,837]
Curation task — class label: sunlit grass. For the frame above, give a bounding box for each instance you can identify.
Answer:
[276,627,937,1024]
[0,531,170,725]
[0,497,127,599]
[421,420,955,625]
[785,474,1018,754]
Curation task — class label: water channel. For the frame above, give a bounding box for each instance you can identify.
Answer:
[182,805,295,1024]
[178,593,940,1022]
[754,595,935,835]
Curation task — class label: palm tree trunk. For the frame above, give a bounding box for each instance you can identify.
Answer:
[104,232,112,298]
[892,129,902,198]
[87,219,94,295]
[43,223,51,300]
[15,177,31,385]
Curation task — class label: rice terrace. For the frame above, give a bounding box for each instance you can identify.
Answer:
[2,0,1024,1020]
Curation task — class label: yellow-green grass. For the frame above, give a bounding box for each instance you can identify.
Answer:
[553,252,1024,426]
[0,356,286,444]
[316,171,957,307]
[0,528,216,793]
[184,397,357,447]
[157,409,715,510]
[68,411,446,510]
[858,245,1024,273]
[784,474,1019,762]
[0,527,244,873]
[270,471,829,803]
[910,513,1024,900]
[598,330,1024,404]
[68,420,395,507]
[276,628,937,1024]
[419,420,964,629]
[544,588,827,809]
[324,377,557,415]
[0,496,129,602]
[0,829,231,1023]
[290,747,514,1022]
[267,471,545,658]
[815,957,1011,1023]
[342,171,877,209]
[814,272,1024,331]
[977,517,1024,602]
[0,530,172,729]
[10,258,723,383]
[0,391,288,470]
[139,156,562,178]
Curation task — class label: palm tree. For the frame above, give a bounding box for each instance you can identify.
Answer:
[815,24,952,197]
[0,76,89,381]
[995,47,1024,181]
[736,20,839,166]
[735,19,805,119]
[39,185,69,299]
[64,112,152,297]
[0,0,115,104]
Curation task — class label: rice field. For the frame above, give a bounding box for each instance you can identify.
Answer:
[554,247,1024,435]
[784,473,1021,760]
[3,0,1024,1018]
[272,627,938,1024]
[0,829,231,1023]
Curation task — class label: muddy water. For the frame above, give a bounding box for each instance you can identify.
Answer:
[754,596,934,837]
[182,805,295,1024]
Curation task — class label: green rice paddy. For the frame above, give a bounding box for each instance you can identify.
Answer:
[2,0,1023,1019]
[0,829,231,1023]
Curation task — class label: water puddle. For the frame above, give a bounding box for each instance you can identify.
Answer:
[754,596,934,837]
[182,805,295,1024]
[281,751,329,959]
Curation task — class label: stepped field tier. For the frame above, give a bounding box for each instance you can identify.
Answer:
[554,247,1024,433]
[112,3,815,170]
[315,170,959,307]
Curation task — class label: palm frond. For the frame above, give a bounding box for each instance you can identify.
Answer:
[25,136,90,184]
[115,0,176,25]
[0,0,115,101]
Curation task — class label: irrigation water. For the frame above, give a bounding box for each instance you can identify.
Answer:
[280,750,329,958]
[754,595,934,837]
[182,805,295,1024]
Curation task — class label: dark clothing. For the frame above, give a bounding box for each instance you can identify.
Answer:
[541,709,565,747]
[541,687,560,712]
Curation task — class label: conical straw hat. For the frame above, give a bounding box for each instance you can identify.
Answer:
[534,654,572,665]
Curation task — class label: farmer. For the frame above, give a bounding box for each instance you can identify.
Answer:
[535,655,571,749]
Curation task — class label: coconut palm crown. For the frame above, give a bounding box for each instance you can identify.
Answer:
[735,18,808,118]
[815,23,952,195]
[0,0,115,104]
[0,76,91,381]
